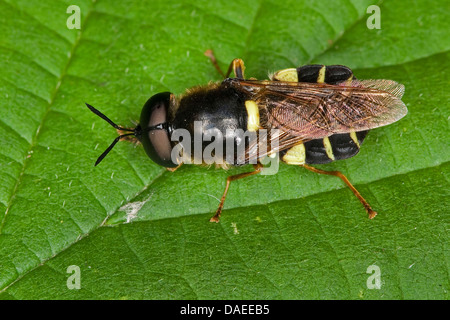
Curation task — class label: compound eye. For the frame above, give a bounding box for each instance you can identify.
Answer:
[139,92,177,168]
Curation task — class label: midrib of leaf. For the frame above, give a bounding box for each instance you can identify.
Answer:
[0,2,96,234]
[116,160,448,223]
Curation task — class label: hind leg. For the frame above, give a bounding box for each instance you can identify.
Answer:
[301,164,377,219]
[210,163,263,222]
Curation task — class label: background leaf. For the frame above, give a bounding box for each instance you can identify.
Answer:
[0,0,448,299]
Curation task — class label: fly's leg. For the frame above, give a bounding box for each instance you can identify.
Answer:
[204,49,245,79]
[224,58,245,79]
[210,163,263,223]
[301,164,377,219]
[166,164,182,172]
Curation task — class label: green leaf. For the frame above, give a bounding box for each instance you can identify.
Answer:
[0,0,448,299]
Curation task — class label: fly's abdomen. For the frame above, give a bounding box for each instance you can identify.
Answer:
[273,65,369,165]
[303,131,368,164]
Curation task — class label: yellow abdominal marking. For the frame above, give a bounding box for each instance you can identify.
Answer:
[282,143,306,165]
[323,136,335,160]
[350,131,360,148]
[245,100,260,132]
[271,68,298,82]
[317,66,326,83]
[345,74,353,86]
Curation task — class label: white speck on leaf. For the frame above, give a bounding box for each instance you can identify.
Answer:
[231,222,239,234]
[119,197,151,223]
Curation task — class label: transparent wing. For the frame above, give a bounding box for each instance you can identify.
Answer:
[235,79,407,163]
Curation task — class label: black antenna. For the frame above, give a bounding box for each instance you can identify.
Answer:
[86,103,136,166]
[86,103,134,132]
[94,133,135,166]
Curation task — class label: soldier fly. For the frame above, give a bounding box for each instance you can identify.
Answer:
[86,51,407,222]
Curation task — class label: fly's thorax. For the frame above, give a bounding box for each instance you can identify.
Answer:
[170,83,254,165]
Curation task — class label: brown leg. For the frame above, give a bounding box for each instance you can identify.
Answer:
[166,164,182,172]
[301,164,377,219]
[204,49,245,79]
[210,163,263,222]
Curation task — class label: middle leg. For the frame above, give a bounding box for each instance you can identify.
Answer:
[210,163,263,222]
